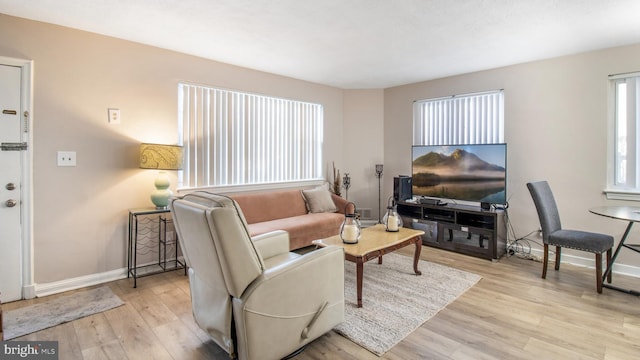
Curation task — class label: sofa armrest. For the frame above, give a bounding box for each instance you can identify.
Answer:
[251,230,290,260]
[331,193,349,214]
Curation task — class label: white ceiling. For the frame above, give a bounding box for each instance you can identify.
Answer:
[2,0,640,89]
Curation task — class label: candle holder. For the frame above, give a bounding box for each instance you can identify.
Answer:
[340,202,361,244]
[375,164,383,223]
[382,196,403,232]
[342,173,351,199]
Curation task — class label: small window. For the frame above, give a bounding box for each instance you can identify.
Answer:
[607,72,640,198]
[178,83,324,189]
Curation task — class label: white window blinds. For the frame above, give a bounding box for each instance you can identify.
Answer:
[178,83,324,188]
[413,90,504,145]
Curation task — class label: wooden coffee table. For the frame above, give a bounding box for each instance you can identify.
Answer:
[313,224,425,307]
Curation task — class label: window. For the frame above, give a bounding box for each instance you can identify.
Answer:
[178,83,324,189]
[413,90,504,145]
[608,72,640,198]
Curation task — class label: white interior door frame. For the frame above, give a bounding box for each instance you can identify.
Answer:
[0,56,35,299]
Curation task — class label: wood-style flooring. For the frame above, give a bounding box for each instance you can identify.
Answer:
[3,246,639,359]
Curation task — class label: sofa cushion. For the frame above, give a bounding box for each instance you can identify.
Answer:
[301,188,337,213]
[247,213,344,250]
[231,190,308,224]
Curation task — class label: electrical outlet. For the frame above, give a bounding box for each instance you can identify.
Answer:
[57,151,76,166]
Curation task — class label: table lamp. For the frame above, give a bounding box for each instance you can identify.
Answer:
[139,143,184,209]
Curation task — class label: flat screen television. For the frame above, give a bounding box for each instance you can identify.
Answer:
[411,143,507,204]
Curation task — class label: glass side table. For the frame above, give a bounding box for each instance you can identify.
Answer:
[127,207,186,288]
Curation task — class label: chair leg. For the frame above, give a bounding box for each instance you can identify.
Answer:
[554,246,561,270]
[606,248,612,283]
[596,252,603,293]
[542,243,549,279]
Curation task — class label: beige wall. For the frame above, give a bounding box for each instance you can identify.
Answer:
[342,89,384,219]
[384,43,640,268]
[2,12,640,290]
[0,14,348,286]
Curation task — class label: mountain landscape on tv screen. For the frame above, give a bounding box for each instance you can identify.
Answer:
[412,148,506,202]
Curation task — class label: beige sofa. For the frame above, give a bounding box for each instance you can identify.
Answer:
[230,188,350,250]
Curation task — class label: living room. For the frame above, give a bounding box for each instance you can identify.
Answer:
[1,2,640,358]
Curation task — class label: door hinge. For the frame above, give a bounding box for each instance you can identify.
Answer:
[1,142,28,151]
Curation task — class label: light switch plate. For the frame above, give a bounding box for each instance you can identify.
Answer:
[108,108,121,124]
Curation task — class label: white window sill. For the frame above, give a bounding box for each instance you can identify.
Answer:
[177,179,326,195]
[604,188,640,201]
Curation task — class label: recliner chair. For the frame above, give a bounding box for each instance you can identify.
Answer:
[170,191,345,360]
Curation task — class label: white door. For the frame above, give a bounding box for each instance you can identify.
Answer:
[0,64,25,302]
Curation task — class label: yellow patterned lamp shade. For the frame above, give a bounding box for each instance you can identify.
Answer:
[140,143,184,209]
[139,143,184,170]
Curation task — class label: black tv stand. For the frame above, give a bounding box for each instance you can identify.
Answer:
[397,201,506,260]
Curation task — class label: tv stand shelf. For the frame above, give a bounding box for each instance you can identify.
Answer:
[397,202,507,260]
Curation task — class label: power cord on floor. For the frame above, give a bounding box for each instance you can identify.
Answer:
[504,209,546,261]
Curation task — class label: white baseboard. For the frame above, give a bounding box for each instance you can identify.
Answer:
[34,257,187,297]
[35,268,128,297]
[528,248,640,278]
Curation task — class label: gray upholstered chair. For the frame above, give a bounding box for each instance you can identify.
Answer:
[527,181,613,293]
[170,191,345,360]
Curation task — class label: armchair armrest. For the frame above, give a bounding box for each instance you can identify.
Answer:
[242,245,344,302]
[232,246,345,360]
[251,230,290,260]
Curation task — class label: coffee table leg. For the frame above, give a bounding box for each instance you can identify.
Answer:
[413,237,422,275]
[356,259,364,307]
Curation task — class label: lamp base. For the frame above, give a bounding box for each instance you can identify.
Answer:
[150,171,172,209]
[150,192,172,209]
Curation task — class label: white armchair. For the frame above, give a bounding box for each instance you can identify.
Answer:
[170,191,345,360]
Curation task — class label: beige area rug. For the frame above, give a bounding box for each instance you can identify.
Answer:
[3,286,124,340]
[334,253,481,356]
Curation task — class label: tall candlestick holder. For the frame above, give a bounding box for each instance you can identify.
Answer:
[343,173,351,200]
[375,164,383,223]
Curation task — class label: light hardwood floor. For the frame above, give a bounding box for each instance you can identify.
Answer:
[3,247,640,360]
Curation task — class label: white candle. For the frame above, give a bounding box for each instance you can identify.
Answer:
[388,215,399,231]
[342,224,358,242]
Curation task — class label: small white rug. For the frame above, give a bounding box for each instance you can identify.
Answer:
[3,286,124,340]
[334,253,481,356]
